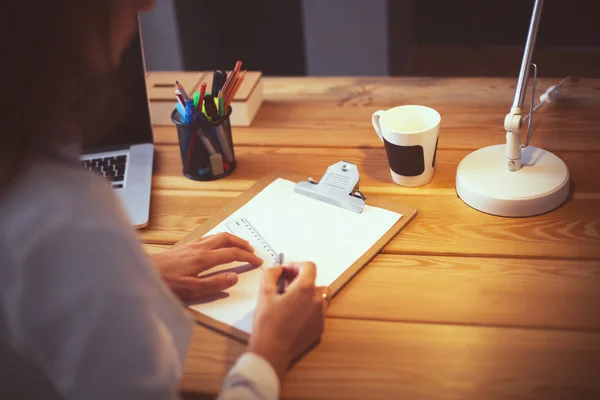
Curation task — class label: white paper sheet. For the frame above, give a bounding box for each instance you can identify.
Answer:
[189,178,402,334]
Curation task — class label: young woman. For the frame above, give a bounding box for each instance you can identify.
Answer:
[0,1,330,399]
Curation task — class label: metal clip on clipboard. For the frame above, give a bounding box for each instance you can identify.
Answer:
[294,161,366,213]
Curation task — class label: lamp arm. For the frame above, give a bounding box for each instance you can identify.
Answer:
[504,0,544,171]
[513,0,544,110]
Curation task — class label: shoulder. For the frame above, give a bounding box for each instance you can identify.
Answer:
[0,158,195,399]
[0,157,191,347]
[1,157,131,252]
[0,157,161,317]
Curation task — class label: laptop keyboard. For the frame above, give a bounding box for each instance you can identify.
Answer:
[82,155,127,188]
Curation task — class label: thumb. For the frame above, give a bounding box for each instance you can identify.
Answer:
[261,266,283,294]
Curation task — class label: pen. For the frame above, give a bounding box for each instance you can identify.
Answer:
[197,129,224,176]
[197,130,216,155]
[214,124,234,163]
[193,91,200,110]
[196,111,222,153]
[218,90,224,116]
[276,253,286,294]
[183,99,194,154]
[211,70,227,97]
[184,99,194,124]
[203,94,219,121]
[199,113,222,154]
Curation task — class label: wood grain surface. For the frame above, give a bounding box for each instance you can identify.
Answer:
[141,77,600,399]
[178,320,600,400]
[152,77,600,152]
[144,244,600,332]
[152,145,600,194]
[140,189,600,259]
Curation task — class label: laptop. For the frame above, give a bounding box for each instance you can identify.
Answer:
[80,21,154,228]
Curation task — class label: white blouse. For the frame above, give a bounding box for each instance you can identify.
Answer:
[0,152,278,399]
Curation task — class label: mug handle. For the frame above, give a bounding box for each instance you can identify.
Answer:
[371,110,385,143]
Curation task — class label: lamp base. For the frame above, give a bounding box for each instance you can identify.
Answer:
[456,144,570,217]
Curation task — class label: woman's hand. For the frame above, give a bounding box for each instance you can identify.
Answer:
[248,262,330,381]
[150,232,263,301]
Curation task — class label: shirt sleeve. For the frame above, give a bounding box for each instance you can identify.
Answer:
[11,222,194,400]
[217,352,280,400]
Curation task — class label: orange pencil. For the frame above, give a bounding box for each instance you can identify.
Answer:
[232,60,242,75]
[224,70,246,110]
[225,67,244,101]
[224,74,242,109]
[222,61,242,100]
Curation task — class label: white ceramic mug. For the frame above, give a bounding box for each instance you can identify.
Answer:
[372,105,441,187]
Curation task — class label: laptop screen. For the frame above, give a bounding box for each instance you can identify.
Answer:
[82,24,153,153]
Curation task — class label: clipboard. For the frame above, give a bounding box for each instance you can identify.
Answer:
[174,161,417,342]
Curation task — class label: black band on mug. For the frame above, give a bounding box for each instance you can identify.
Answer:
[432,135,439,168]
[383,138,425,177]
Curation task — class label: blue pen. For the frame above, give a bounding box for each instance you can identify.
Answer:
[184,99,194,124]
[175,102,187,161]
[183,99,194,154]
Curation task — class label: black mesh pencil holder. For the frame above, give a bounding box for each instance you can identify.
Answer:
[171,107,236,181]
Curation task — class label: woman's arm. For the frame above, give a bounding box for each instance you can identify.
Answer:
[12,223,193,400]
[218,353,280,400]
[12,219,327,400]
[217,262,331,400]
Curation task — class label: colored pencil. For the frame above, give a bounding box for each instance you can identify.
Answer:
[224,70,246,110]
[198,82,207,112]
[175,80,190,101]
[224,61,242,88]
[175,89,185,106]
[222,61,242,101]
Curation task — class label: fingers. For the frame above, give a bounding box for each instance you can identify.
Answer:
[261,262,322,300]
[204,247,263,268]
[280,264,300,279]
[198,232,254,253]
[317,286,332,312]
[287,262,317,291]
[278,265,299,288]
[261,265,283,294]
[179,273,239,300]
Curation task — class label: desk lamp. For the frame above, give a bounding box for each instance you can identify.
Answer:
[455,0,570,217]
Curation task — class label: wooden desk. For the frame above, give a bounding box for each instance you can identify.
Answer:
[143,77,600,399]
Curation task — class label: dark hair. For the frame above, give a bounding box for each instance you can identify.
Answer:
[1,1,119,190]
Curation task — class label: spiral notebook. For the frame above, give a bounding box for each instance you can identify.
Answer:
[176,169,417,341]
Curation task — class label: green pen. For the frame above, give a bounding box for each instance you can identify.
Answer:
[218,90,224,117]
[193,92,200,109]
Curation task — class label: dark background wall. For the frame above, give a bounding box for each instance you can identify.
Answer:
[413,0,598,46]
[174,0,306,75]
[406,0,600,77]
[144,0,600,78]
